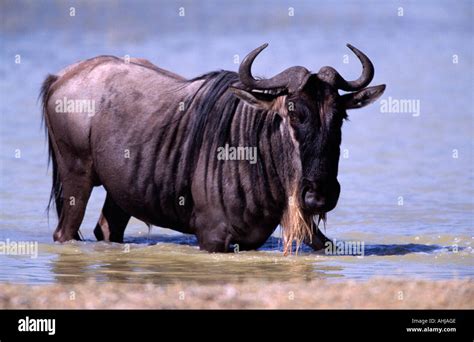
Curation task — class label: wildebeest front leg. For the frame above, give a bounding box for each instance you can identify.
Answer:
[305,226,332,251]
[94,194,131,243]
[195,222,232,253]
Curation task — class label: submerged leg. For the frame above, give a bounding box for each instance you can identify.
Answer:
[195,222,233,253]
[53,177,93,242]
[94,193,131,243]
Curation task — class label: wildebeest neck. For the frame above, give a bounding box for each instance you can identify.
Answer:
[179,71,302,206]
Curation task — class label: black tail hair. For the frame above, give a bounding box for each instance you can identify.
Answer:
[39,74,62,218]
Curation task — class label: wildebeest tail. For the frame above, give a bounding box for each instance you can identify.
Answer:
[40,74,62,217]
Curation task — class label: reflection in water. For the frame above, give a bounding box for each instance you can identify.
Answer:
[364,243,443,256]
[0,231,471,285]
[38,233,470,285]
[49,235,343,285]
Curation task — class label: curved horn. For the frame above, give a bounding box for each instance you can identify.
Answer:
[317,44,374,91]
[239,44,310,93]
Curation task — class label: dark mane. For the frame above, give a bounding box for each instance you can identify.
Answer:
[179,70,241,191]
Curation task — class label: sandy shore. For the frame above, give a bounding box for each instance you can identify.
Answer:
[1,278,473,309]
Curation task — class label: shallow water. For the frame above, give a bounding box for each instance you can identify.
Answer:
[0,0,473,285]
[0,227,472,284]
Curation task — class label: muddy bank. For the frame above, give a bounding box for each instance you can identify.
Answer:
[1,278,472,309]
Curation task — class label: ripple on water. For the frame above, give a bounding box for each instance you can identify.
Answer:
[0,232,471,285]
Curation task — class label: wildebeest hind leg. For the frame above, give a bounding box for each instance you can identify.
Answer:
[53,178,93,242]
[94,193,131,243]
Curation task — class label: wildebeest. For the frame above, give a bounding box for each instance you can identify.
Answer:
[40,43,385,254]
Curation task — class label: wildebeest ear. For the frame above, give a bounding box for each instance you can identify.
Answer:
[340,84,386,109]
[229,87,274,110]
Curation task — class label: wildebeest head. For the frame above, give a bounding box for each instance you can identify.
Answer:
[231,44,385,219]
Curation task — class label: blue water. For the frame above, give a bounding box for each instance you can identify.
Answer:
[0,0,472,284]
